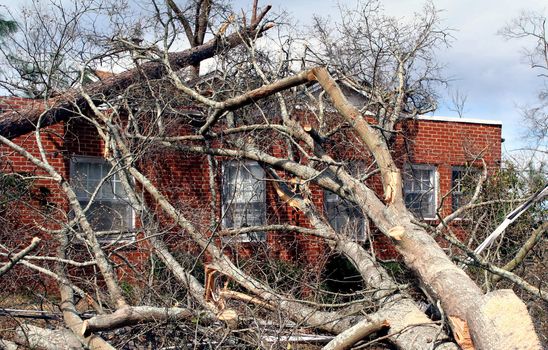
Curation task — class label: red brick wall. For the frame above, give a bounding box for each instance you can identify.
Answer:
[0,97,44,114]
[0,97,68,227]
[0,98,502,273]
[400,118,501,215]
[0,97,69,291]
[372,118,502,259]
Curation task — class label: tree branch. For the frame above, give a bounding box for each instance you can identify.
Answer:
[81,306,203,337]
[0,237,41,277]
[491,222,547,283]
[322,317,389,350]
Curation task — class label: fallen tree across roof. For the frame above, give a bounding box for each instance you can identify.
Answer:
[0,5,272,139]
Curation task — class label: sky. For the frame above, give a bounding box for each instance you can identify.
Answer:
[234,0,548,155]
[1,0,546,154]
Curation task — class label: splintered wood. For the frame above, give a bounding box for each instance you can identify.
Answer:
[388,226,405,241]
[383,170,401,204]
[448,316,474,350]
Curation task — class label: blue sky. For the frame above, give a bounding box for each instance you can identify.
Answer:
[1,0,547,153]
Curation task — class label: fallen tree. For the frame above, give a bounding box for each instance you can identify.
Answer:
[0,0,544,349]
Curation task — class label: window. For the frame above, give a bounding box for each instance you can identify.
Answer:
[451,167,478,212]
[222,161,266,242]
[324,191,367,241]
[71,157,133,234]
[403,164,437,219]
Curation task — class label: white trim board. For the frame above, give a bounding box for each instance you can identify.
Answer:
[416,115,502,126]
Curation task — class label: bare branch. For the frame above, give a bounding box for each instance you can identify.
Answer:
[0,237,41,277]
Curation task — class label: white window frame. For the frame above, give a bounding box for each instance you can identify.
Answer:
[451,166,466,213]
[221,160,266,243]
[451,166,479,213]
[324,190,368,241]
[70,156,135,242]
[403,164,438,220]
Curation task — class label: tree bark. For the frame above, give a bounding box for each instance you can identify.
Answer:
[14,324,83,350]
[322,318,388,350]
[467,290,542,349]
[81,306,200,337]
[0,338,18,350]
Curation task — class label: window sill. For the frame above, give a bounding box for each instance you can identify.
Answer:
[94,230,137,246]
[417,217,437,221]
[220,236,267,245]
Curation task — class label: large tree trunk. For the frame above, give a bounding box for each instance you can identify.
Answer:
[0,8,272,139]
[396,220,541,349]
[311,67,542,349]
[14,324,83,350]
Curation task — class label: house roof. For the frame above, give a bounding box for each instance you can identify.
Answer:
[305,79,503,127]
[92,70,117,81]
[0,77,503,141]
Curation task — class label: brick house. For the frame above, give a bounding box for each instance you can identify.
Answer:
[0,94,502,276]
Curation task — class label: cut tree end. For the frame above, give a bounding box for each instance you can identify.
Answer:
[388,226,405,241]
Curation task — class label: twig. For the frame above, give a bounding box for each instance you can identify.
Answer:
[491,222,547,283]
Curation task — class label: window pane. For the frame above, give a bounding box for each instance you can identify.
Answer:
[404,165,436,218]
[84,201,130,232]
[100,180,114,199]
[72,162,88,198]
[222,161,266,241]
[424,192,435,217]
[71,158,133,233]
[405,193,423,211]
[324,190,366,241]
[249,162,265,179]
[113,178,128,198]
[88,163,103,181]
[451,167,477,212]
[88,179,101,198]
[73,162,88,177]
